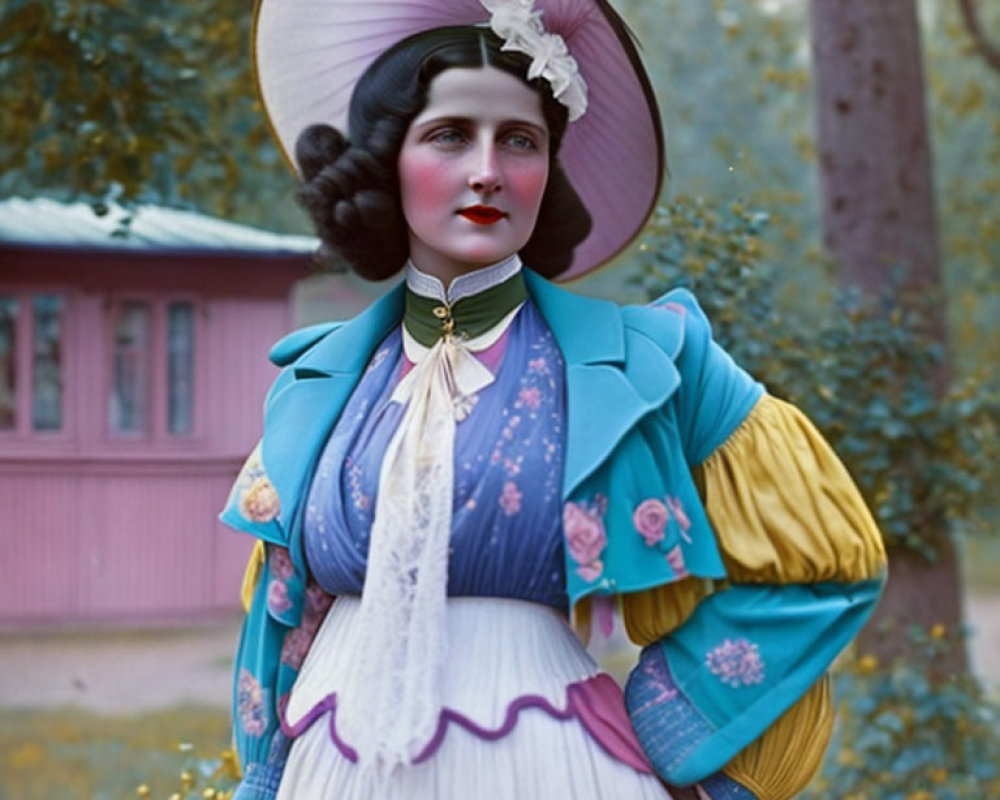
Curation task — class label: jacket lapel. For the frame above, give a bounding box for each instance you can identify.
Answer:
[262,270,682,526]
[262,283,405,528]
[525,271,681,497]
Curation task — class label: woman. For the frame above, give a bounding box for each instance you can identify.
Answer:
[222,3,887,799]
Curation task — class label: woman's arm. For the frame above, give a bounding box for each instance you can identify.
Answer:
[620,293,886,800]
[230,543,334,800]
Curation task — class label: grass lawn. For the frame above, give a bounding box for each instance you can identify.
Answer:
[964,535,1000,593]
[0,706,234,800]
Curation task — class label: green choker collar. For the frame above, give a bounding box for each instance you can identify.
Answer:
[403,270,528,347]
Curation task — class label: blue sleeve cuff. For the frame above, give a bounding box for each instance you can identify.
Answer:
[232,731,292,800]
[233,762,284,800]
[627,580,882,785]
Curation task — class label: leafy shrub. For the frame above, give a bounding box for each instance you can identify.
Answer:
[802,631,1000,800]
[629,196,1000,556]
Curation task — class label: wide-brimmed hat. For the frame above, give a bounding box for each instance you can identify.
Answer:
[253,0,664,280]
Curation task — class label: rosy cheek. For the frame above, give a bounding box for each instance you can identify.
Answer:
[400,157,452,209]
[506,165,549,210]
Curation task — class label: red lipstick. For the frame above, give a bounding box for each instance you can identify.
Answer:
[458,205,505,225]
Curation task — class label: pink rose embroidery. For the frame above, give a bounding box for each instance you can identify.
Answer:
[528,357,547,372]
[267,579,291,615]
[666,545,689,578]
[499,481,522,515]
[564,497,607,582]
[517,387,541,409]
[268,546,294,580]
[665,496,692,542]
[633,498,669,546]
[706,638,766,688]
[240,475,280,523]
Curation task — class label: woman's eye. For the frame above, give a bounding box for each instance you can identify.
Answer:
[428,128,467,145]
[504,132,538,151]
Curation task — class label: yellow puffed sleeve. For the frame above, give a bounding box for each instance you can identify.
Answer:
[622,577,710,646]
[240,540,266,614]
[699,394,886,584]
[623,394,885,643]
[721,675,834,800]
[621,395,883,799]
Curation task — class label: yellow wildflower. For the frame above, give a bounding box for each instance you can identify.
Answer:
[856,654,879,674]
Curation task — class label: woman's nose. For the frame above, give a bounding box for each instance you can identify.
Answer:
[468,141,502,194]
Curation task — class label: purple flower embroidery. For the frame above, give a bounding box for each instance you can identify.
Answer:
[564,496,608,582]
[268,546,294,580]
[281,581,334,669]
[633,498,669,546]
[706,638,766,688]
[528,357,547,372]
[499,481,523,515]
[280,627,312,670]
[237,668,267,736]
[267,579,292,615]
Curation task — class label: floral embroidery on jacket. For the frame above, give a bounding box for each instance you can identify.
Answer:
[237,668,268,736]
[665,545,688,578]
[665,495,692,542]
[235,447,281,523]
[564,495,608,582]
[280,581,335,670]
[705,638,766,688]
[266,546,295,617]
[268,547,293,580]
[267,579,291,615]
[633,498,669,546]
[633,496,692,578]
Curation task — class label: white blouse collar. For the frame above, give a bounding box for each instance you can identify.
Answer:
[405,254,523,304]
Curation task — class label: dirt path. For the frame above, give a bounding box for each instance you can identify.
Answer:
[0,618,241,713]
[2,594,998,714]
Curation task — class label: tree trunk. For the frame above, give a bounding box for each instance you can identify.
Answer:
[810,0,966,674]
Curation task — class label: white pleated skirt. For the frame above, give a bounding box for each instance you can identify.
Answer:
[277,596,672,800]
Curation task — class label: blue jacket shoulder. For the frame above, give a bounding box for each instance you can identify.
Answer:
[268,321,344,366]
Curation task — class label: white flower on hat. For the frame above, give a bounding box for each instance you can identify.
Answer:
[479,0,589,121]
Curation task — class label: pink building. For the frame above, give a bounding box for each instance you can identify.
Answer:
[0,198,315,628]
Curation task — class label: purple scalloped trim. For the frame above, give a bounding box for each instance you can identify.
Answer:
[279,693,358,762]
[279,674,652,774]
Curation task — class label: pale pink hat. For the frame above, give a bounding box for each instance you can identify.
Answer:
[253,0,665,279]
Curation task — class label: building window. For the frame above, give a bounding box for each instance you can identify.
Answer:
[167,301,194,435]
[0,291,66,435]
[0,295,16,431]
[32,294,64,431]
[109,301,151,435]
[108,297,197,439]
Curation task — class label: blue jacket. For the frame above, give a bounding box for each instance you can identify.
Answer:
[221,270,883,794]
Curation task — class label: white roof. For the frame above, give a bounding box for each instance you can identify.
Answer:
[0,197,319,254]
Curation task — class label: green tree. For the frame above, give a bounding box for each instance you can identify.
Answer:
[0,0,304,231]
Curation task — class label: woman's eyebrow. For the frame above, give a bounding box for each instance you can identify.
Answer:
[413,114,546,133]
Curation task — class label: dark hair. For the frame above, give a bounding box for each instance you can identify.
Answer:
[295,26,592,280]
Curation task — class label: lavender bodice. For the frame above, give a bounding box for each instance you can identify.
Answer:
[303,300,570,611]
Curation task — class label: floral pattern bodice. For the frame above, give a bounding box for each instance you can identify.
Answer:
[303,300,570,611]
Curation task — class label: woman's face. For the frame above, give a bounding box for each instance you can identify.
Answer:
[398,66,550,283]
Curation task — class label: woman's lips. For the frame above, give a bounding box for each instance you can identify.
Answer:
[458,206,506,225]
